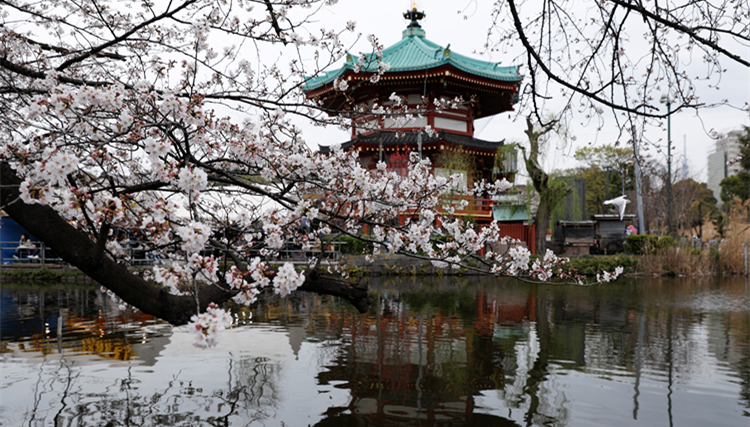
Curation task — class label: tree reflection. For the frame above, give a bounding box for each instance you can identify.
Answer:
[22,354,281,426]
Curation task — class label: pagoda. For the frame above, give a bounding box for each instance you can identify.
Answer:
[304,6,524,226]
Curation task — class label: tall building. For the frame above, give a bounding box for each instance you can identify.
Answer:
[707,130,744,207]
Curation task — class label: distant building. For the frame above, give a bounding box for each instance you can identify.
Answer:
[707,130,744,207]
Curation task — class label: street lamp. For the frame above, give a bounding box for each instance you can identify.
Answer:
[604,165,611,201]
[660,94,673,236]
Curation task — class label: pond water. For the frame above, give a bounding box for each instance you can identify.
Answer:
[1,276,749,426]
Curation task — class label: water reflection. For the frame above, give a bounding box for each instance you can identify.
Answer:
[316,294,508,425]
[1,277,749,426]
[1,284,170,361]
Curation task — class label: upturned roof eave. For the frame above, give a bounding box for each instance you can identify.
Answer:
[303,32,523,92]
[305,63,523,93]
[305,64,522,98]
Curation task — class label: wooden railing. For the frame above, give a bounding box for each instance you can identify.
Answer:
[445,195,494,217]
[403,195,494,219]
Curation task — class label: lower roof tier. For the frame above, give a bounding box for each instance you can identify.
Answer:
[319,130,503,154]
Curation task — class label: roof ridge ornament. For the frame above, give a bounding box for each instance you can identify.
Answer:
[404,5,425,29]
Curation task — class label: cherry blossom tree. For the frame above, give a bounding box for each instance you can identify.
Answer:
[0,0,625,347]
[486,1,749,142]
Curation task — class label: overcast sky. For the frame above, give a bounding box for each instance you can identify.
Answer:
[297,0,750,182]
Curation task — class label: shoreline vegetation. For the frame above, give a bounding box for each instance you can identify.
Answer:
[3,200,748,283]
[2,244,747,285]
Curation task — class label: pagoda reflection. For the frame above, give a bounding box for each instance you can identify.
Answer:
[309,284,536,426]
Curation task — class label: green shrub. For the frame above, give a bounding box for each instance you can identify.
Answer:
[326,235,374,255]
[564,255,639,276]
[625,235,675,255]
[2,267,65,282]
[624,235,653,254]
[659,235,675,248]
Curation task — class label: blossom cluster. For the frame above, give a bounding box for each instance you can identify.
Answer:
[273,263,305,297]
[153,264,186,295]
[227,257,272,305]
[597,266,624,283]
[177,221,212,253]
[177,167,208,196]
[188,303,233,348]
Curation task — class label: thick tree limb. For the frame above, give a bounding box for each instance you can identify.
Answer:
[299,268,371,313]
[0,162,370,324]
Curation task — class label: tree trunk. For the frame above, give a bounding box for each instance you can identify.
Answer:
[0,162,370,324]
[535,196,551,255]
[522,117,570,255]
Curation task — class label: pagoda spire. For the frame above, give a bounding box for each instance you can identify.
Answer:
[403,4,425,28]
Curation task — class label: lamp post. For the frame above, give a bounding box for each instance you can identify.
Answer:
[632,127,646,235]
[660,94,673,236]
[604,165,611,201]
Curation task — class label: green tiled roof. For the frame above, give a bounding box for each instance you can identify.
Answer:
[304,27,523,91]
[493,205,530,222]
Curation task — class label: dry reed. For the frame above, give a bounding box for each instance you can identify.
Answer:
[636,198,749,276]
[716,198,750,274]
[636,243,714,276]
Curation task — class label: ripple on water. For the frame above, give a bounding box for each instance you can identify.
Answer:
[678,291,750,313]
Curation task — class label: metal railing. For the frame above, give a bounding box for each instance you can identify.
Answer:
[243,240,346,262]
[1,238,346,268]
[0,239,164,267]
[0,240,66,266]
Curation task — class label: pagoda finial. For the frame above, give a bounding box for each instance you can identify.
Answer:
[404,4,425,28]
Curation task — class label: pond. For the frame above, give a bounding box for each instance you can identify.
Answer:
[1,276,749,426]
